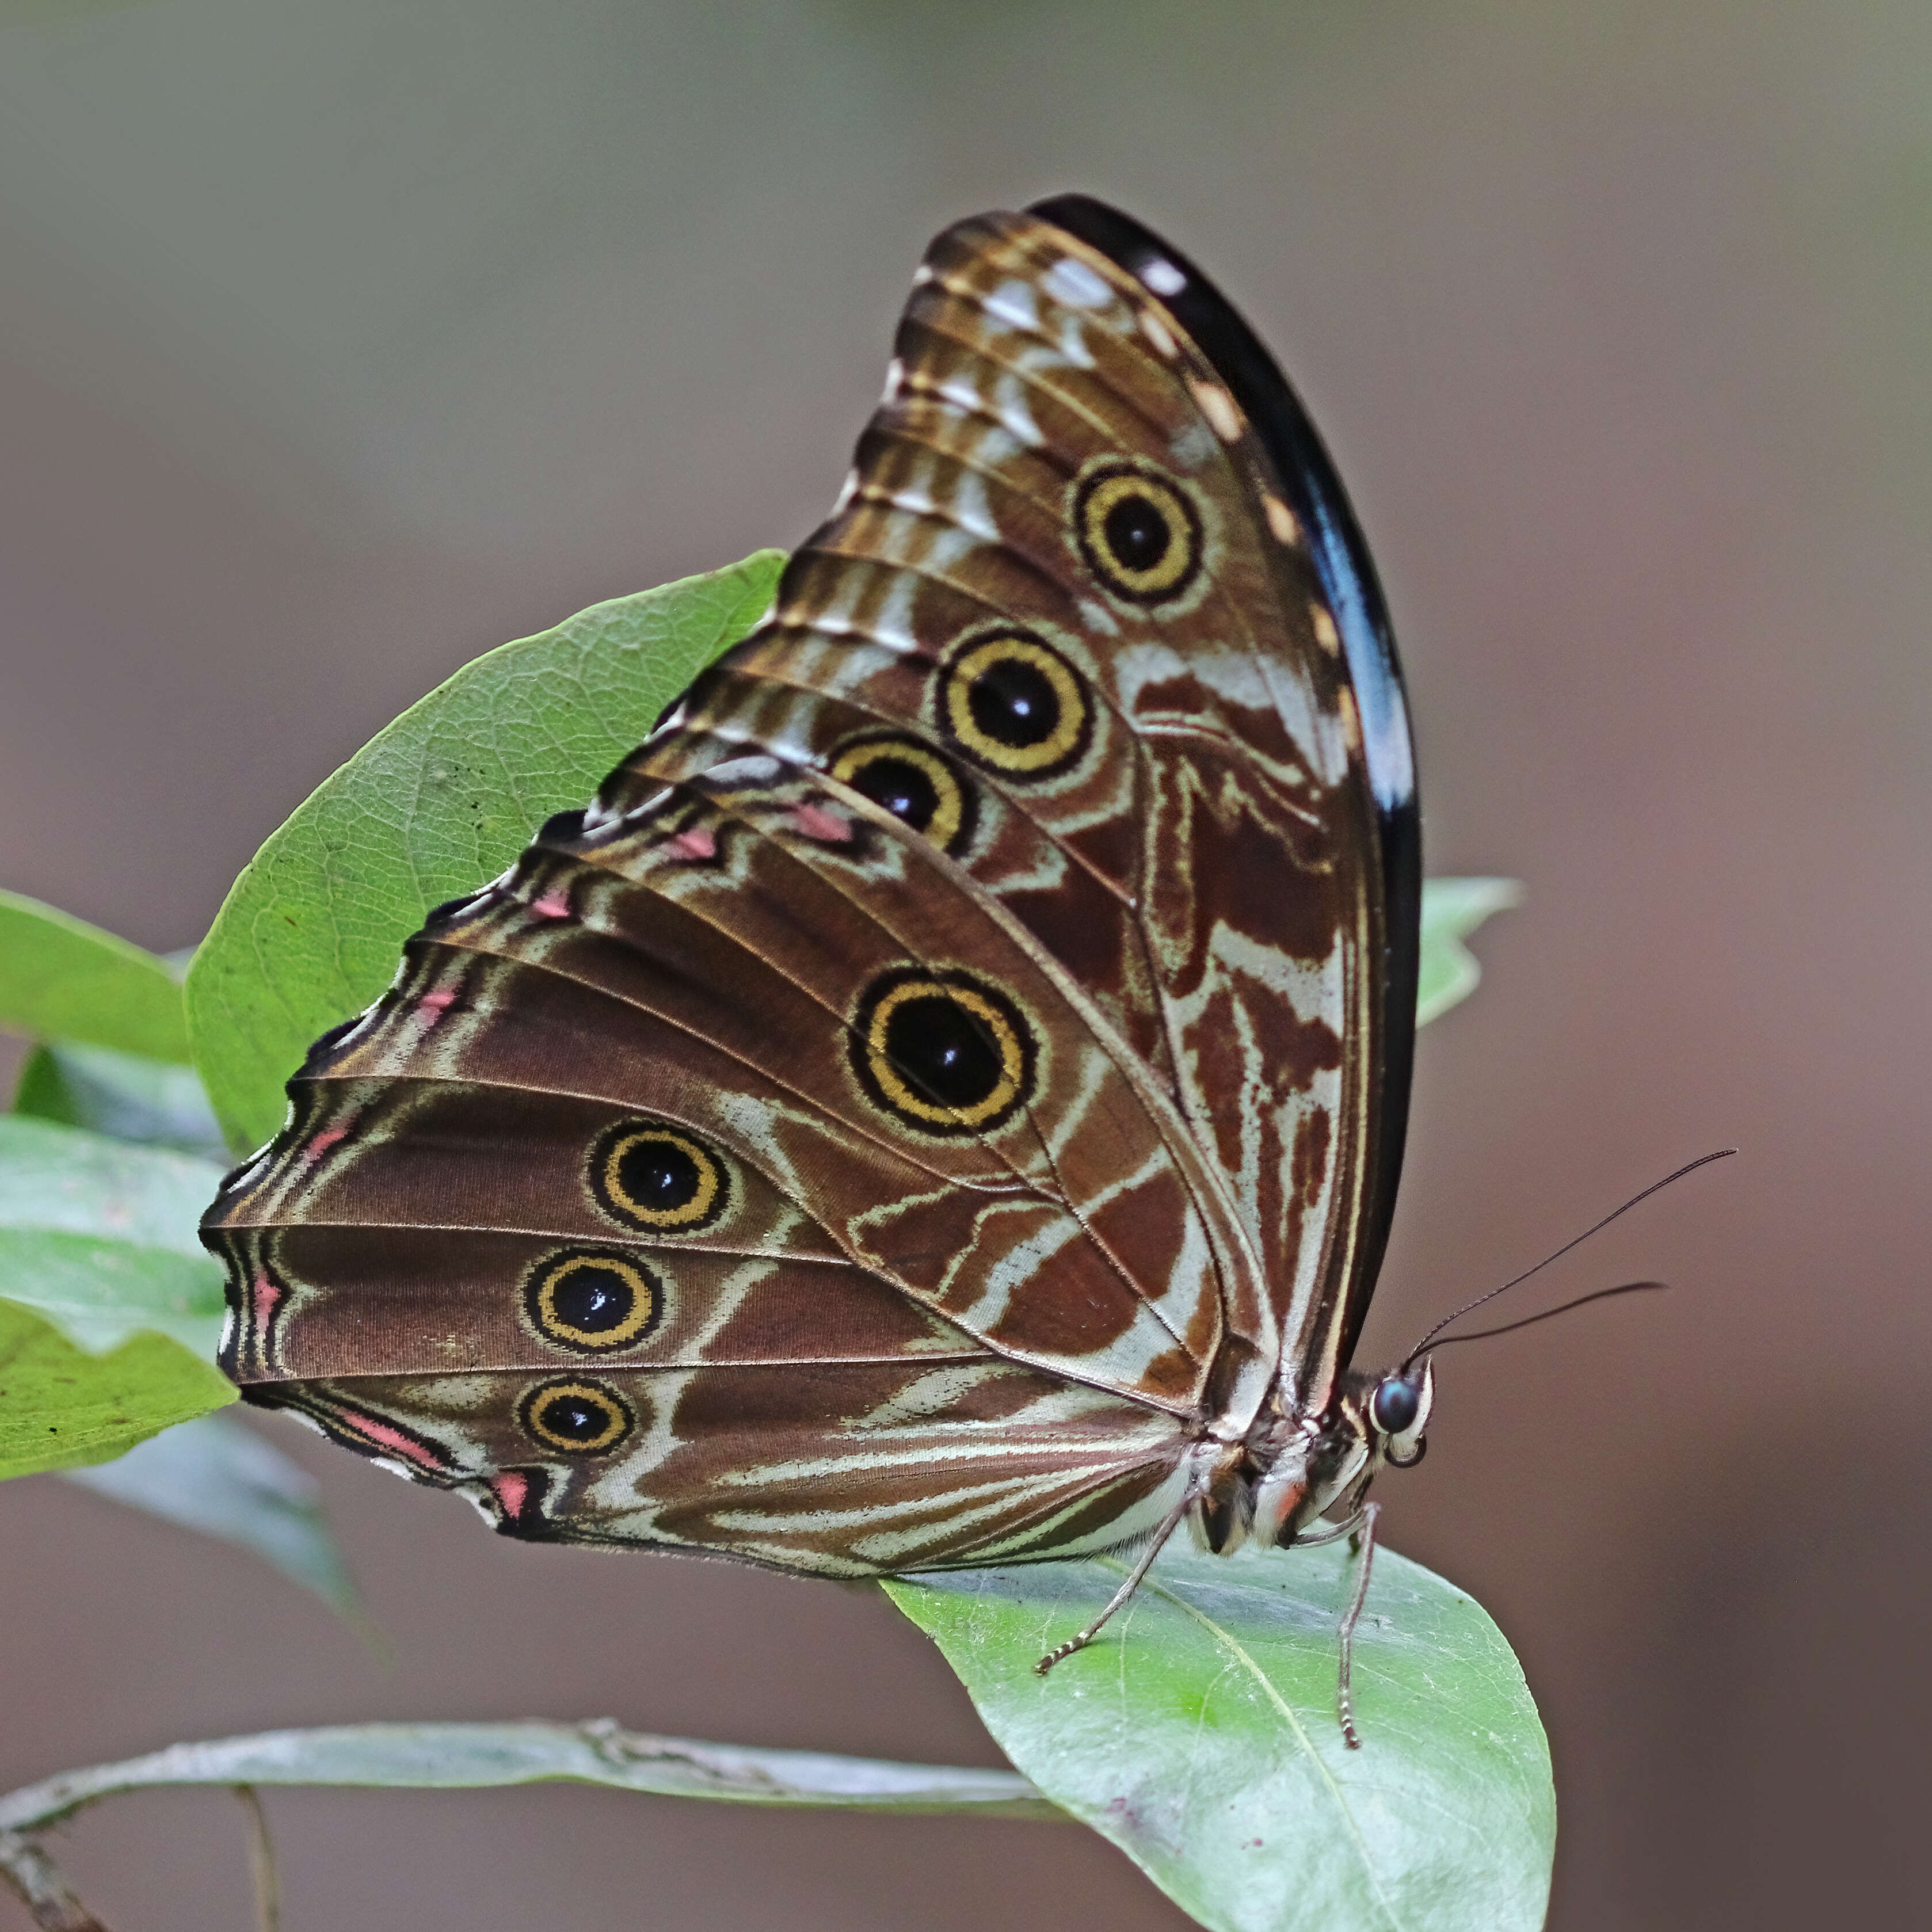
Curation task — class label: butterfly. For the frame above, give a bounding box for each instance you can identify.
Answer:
[202,194,1432,1746]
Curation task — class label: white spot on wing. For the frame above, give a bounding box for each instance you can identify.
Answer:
[1141,257,1187,298]
[1043,256,1112,311]
[1188,378,1244,443]
[981,278,1041,333]
[1264,495,1302,547]
[1138,309,1178,359]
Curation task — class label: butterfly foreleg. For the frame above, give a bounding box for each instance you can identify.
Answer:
[1032,1487,1198,1678]
[1293,1497,1383,1748]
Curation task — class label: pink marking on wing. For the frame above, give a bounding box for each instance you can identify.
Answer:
[491,1471,530,1520]
[529,892,571,920]
[340,1411,447,1473]
[416,987,459,1026]
[250,1274,283,1321]
[299,1125,350,1168]
[671,826,716,860]
[791,802,851,843]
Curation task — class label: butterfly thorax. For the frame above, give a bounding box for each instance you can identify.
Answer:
[1195,1359,1432,1557]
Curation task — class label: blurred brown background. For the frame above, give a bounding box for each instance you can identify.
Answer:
[2,2,1926,1927]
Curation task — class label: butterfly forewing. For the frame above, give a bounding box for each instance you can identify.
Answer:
[203,199,1416,1572]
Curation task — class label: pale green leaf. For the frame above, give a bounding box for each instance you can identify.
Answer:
[12,1040,227,1159]
[0,889,190,1062]
[62,1415,362,1621]
[0,1116,226,1354]
[885,1541,1554,1932]
[0,1298,233,1480]
[1417,878,1522,1026]
[185,552,786,1153]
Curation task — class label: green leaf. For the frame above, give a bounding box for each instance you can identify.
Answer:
[1417,878,1522,1027]
[885,1541,1554,1932]
[0,1298,233,1480]
[0,1721,1060,1832]
[0,1116,227,1355]
[185,552,786,1154]
[0,889,190,1062]
[61,1415,363,1622]
[13,1041,227,1160]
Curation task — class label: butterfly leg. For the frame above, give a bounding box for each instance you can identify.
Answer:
[1295,1498,1382,1748]
[1032,1490,1195,1677]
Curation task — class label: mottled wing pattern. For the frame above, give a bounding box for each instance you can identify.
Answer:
[203,198,1415,1572]
[651,199,1415,1399]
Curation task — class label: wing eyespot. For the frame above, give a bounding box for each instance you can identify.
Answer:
[936,629,1090,780]
[1072,459,1204,606]
[524,1247,664,1354]
[849,967,1037,1135]
[827,734,977,855]
[516,1377,638,1457]
[589,1122,730,1234]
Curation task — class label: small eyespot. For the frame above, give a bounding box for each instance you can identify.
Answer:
[525,1247,664,1354]
[1370,1375,1422,1437]
[828,735,977,855]
[516,1377,637,1457]
[851,967,1037,1135]
[1072,460,1203,605]
[590,1123,729,1234]
[937,630,1090,780]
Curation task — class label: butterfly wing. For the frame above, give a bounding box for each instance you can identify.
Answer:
[652,197,1419,1401]
[202,197,1417,1568]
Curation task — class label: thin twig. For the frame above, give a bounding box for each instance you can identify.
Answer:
[0,1828,112,1932]
[0,1719,1064,1839]
[233,1788,279,1932]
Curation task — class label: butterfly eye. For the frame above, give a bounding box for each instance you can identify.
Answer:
[828,736,976,855]
[516,1377,637,1457]
[1073,461,1203,605]
[938,630,1090,780]
[525,1248,664,1354]
[1370,1374,1422,1437]
[590,1123,729,1233]
[851,967,1037,1135]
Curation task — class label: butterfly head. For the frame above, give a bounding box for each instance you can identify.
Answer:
[1367,1355,1434,1470]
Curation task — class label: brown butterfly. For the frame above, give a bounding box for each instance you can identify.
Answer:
[202,195,1431,1746]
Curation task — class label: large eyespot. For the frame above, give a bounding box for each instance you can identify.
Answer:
[828,735,977,856]
[937,630,1090,780]
[516,1377,637,1457]
[524,1247,663,1354]
[851,967,1037,1135]
[1073,460,1203,605]
[589,1122,729,1234]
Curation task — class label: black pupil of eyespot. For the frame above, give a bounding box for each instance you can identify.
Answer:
[1373,1379,1420,1435]
[850,756,939,830]
[551,1264,634,1334]
[885,995,1003,1108]
[1104,494,1170,572]
[539,1393,608,1442]
[967,657,1059,749]
[617,1138,699,1212]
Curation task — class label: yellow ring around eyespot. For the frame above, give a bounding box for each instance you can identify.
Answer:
[828,740,967,851]
[521,1379,632,1454]
[600,1129,721,1230]
[533,1252,659,1350]
[865,978,1026,1127]
[1079,470,1198,599]
[943,635,1087,775]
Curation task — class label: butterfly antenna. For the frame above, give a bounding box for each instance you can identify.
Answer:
[1420,1279,1668,1351]
[1401,1149,1734,1370]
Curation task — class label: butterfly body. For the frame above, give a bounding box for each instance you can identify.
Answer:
[203,198,1428,1636]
